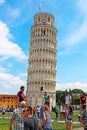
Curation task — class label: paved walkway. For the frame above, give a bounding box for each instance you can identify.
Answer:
[73,128,83,130]
[52,119,81,125]
[52,119,83,130]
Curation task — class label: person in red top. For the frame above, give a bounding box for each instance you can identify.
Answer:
[79,92,86,115]
[17,86,26,104]
[80,92,86,106]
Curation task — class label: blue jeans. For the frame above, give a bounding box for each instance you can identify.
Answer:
[43,128,52,130]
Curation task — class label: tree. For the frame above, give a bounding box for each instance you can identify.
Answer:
[72,89,83,94]
[56,88,83,105]
[56,90,65,103]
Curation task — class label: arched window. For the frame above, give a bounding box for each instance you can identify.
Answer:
[48,17,50,22]
[38,16,40,21]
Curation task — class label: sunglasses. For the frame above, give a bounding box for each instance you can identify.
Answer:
[23,110,26,112]
[23,109,29,113]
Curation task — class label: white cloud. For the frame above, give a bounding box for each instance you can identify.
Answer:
[8,7,20,19]
[0,0,5,4]
[65,0,87,46]
[56,82,87,92]
[59,0,87,53]
[78,0,87,16]
[7,63,12,67]
[0,20,27,60]
[62,21,87,46]
[0,57,9,63]
[0,72,26,94]
[19,73,27,78]
[0,73,24,85]
[0,65,6,72]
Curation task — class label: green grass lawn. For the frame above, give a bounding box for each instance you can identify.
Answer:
[0,112,12,118]
[51,110,79,121]
[0,111,82,130]
[52,122,82,130]
[51,110,82,129]
[0,118,11,130]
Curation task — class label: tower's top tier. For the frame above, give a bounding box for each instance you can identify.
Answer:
[34,12,54,26]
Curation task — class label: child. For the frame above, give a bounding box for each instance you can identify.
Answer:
[65,106,73,130]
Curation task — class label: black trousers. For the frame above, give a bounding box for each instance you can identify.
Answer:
[55,112,58,118]
[84,128,87,130]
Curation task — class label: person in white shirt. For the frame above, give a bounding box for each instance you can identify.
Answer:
[65,92,72,107]
[2,106,6,118]
[37,106,40,119]
[59,103,66,119]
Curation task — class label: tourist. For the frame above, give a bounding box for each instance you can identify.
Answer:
[80,105,87,130]
[39,105,44,123]
[22,106,39,130]
[79,92,86,112]
[37,106,40,119]
[9,101,26,130]
[2,106,6,118]
[17,86,26,104]
[65,106,73,130]
[44,90,50,107]
[55,102,59,120]
[65,91,72,107]
[33,106,37,118]
[39,105,52,130]
[59,103,66,119]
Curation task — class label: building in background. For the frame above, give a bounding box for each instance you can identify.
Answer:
[26,12,57,107]
[0,94,18,109]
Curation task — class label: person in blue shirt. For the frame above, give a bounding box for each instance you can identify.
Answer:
[39,105,52,130]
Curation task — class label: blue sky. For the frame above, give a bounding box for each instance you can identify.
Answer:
[0,0,87,94]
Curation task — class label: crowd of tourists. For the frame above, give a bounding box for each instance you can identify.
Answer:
[8,86,87,130]
[78,92,87,130]
[9,86,52,130]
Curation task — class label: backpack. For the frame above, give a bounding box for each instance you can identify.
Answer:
[67,113,72,120]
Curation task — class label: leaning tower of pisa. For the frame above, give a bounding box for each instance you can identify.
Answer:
[26,12,57,107]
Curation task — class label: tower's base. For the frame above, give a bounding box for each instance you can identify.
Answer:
[26,91,56,108]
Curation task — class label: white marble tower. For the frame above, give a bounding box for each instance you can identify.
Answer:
[26,12,57,107]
